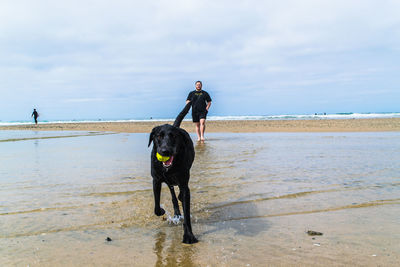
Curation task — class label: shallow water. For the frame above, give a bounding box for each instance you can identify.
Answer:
[1,130,399,266]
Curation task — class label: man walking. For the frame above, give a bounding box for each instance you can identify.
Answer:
[31,109,39,125]
[186,81,212,141]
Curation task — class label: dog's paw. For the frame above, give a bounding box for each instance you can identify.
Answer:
[182,233,198,244]
[154,207,165,216]
[168,215,183,225]
[173,213,182,219]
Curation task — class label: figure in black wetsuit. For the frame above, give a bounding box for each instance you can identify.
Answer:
[31,109,39,124]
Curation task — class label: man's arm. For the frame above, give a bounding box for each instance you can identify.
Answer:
[206,101,211,111]
[205,92,212,111]
[186,91,193,105]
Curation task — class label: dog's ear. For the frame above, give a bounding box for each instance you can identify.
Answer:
[148,126,159,147]
[176,128,190,146]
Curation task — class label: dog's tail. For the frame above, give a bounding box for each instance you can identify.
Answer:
[173,102,191,128]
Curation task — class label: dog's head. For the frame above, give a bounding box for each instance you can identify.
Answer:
[148,124,182,168]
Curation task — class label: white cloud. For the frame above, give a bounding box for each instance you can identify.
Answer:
[63,98,105,103]
[1,0,400,120]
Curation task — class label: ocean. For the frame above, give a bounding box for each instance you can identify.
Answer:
[1,131,399,266]
[1,112,400,126]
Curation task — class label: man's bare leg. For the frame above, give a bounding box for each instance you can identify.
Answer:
[200,118,206,141]
[195,122,201,141]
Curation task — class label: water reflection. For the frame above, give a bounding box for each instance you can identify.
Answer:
[1,132,400,266]
[194,140,210,156]
[203,203,269,237]
[153,230,196,267]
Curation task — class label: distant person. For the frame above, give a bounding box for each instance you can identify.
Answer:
[186,81,212,141]
[31,109,39,124]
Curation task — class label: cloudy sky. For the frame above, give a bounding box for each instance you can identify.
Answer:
[1,0,399,121]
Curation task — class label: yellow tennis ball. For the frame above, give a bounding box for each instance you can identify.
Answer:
[156,152,170,162]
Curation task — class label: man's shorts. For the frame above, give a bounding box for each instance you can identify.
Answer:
[192,110,208,123]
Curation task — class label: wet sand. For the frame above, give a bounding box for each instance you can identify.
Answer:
[1,131,399,266]
[1,118,400,133]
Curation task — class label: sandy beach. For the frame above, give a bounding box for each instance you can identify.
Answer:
[1,124,400,266]
[1,131,400,266]
[1,118,400,133]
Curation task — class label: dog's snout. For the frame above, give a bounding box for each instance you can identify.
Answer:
[160,148,171,155]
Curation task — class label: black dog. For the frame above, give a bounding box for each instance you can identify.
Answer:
[148,102,198,244]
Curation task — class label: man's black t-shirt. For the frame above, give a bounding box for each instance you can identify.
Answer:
[186,90,212,112]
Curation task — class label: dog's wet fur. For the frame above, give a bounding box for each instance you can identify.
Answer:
[148,103,198,244]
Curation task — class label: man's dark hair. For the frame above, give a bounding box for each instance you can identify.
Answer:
[195,81,202,86]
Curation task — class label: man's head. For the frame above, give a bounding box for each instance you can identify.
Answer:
[195,81,202,91]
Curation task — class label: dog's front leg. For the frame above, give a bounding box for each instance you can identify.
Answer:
[180,184,198,244]
[153,180,165,216]
[168,186,181,218]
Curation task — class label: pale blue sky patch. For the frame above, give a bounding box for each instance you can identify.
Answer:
[63,98,106,103]
[0,0,399,121]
